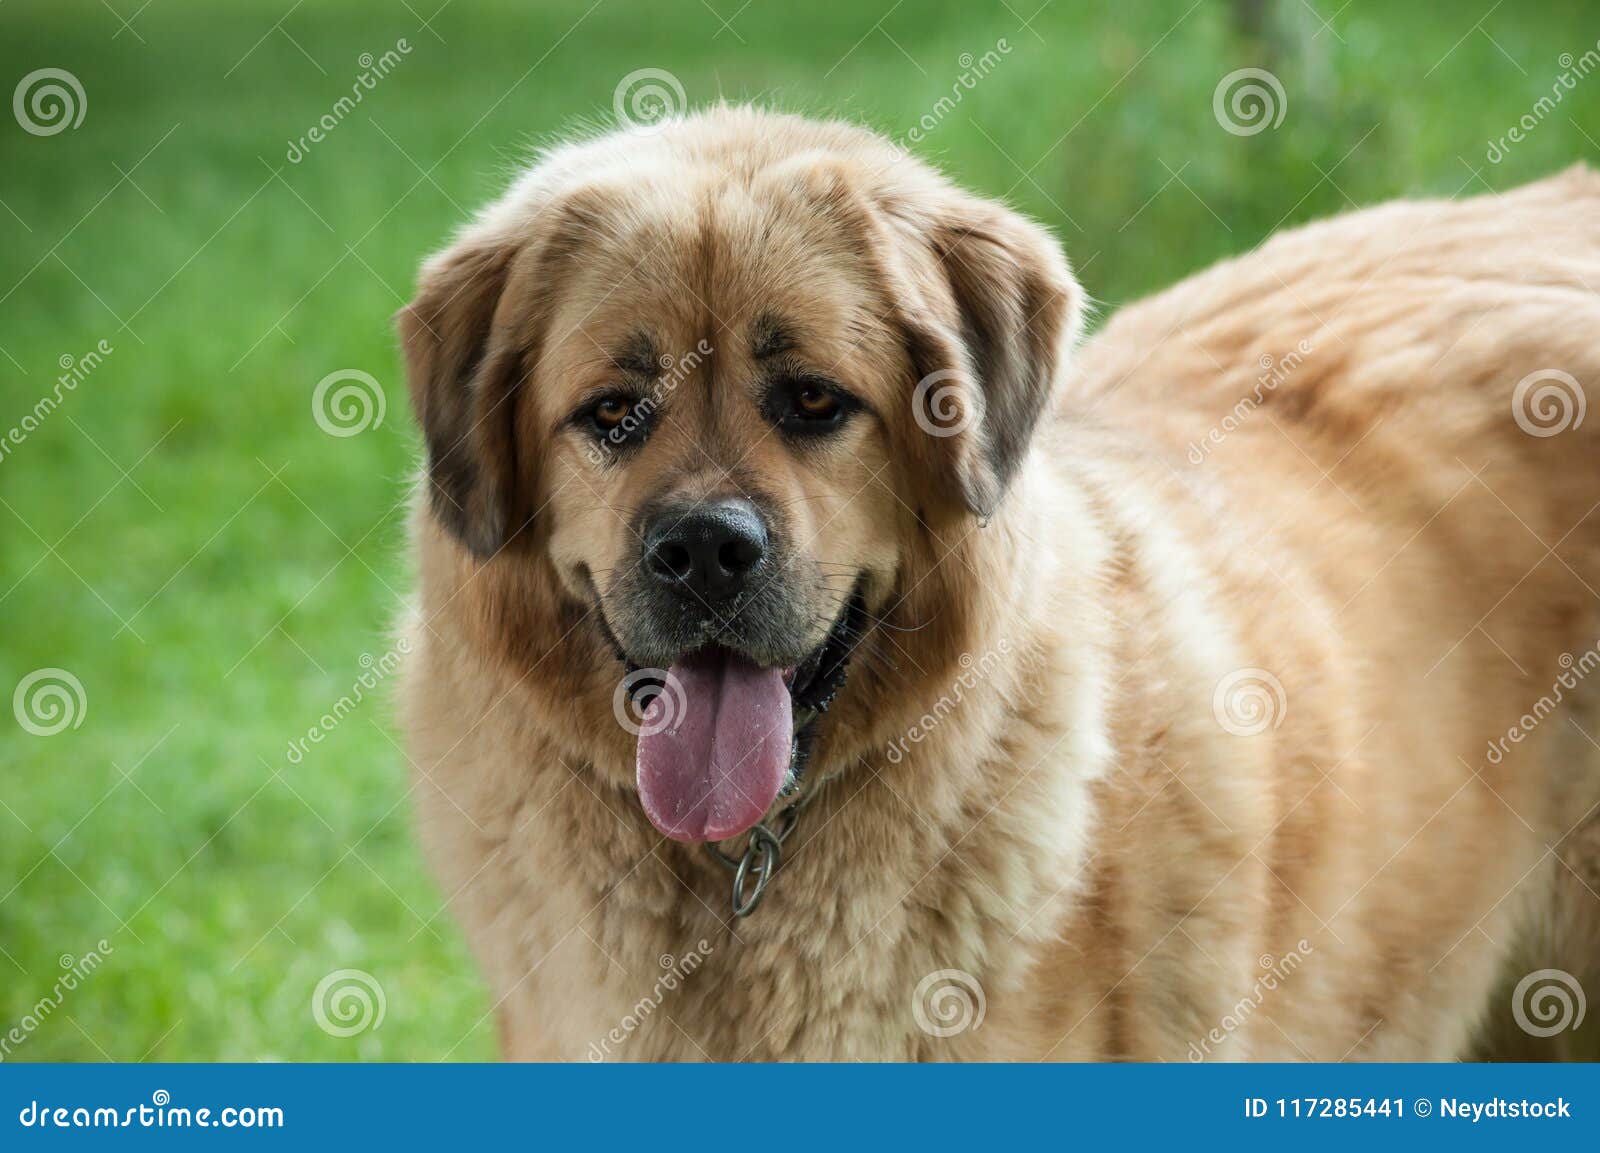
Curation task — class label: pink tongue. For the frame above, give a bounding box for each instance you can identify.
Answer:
[635,651,793,843]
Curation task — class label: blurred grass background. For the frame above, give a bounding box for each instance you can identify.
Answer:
[0,0,1595,1060]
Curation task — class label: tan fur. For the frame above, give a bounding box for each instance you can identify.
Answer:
[398,107,1600,1061]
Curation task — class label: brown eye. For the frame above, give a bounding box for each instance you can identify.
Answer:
[592,397,631,430]
[768,376,858,436]
[795,385,839,419]
[576,392,651,451]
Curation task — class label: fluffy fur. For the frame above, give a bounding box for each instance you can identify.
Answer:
[398,107,1600,1060]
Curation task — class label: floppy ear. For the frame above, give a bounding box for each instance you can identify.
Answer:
[397,236,526,558]
[892,195,1082,518]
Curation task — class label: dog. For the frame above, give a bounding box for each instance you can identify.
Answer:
[396,106,1600,1060]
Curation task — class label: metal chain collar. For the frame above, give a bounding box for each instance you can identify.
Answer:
[705,799,806,917]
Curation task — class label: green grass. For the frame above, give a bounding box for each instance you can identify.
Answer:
[0,0,1595,1060]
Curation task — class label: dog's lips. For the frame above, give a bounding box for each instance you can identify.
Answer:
[635,648,793,843]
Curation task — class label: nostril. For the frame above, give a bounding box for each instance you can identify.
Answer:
[719,536,762,575]
[651,541,693,580]
[644,500,768,596]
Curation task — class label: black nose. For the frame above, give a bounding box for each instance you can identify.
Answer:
[644,498,769,602]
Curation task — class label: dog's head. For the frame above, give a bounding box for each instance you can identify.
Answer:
[400,108,1080,842]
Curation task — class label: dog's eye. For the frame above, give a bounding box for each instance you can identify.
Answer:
[795,385,839,420]
[574,393,650,455]
[771,377,855,435]
[591,397,631,431]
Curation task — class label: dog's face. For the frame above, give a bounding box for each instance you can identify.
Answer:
[400,110,1080,842]
[534,183,905,677]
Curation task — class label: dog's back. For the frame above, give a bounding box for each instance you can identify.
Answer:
[1056,167,1600,1058]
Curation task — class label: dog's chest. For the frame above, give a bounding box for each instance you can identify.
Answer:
[571,890,979,1062]
[546,811,1076,1061]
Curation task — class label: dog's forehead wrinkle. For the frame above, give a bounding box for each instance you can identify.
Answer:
[548,190,880,390]
[607,331,658,376]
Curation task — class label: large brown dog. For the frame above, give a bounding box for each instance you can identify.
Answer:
[397,107,1600,1060]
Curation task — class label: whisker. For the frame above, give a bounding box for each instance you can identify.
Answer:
[863,609,936,634]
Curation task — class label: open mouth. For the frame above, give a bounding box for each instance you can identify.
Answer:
[627,590,866,844]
